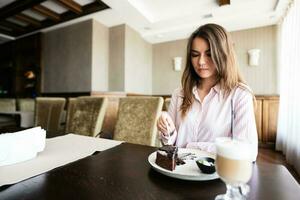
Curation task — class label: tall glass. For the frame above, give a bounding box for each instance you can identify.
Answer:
[215,138,253,200]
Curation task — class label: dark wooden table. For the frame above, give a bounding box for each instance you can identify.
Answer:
[0,143,300,200]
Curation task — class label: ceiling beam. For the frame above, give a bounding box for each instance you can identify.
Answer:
[23,2,109,35]
[55,0,82,14]
[0,0,47,19]
[15,14,41,27]
[0,26,15,36]
[3,1,109,37]
[219,0,230,6]
[0,25,12,32]
[0,21,26,32]
[32,5,61,21]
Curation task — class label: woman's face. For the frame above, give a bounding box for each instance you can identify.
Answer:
[191,37,217,81]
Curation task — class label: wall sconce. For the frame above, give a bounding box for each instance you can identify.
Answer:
[248,49,261,66]
[173,57,182,71]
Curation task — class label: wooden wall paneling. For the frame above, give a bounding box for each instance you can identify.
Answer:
[255,99,263,142]
[262,98,279,143]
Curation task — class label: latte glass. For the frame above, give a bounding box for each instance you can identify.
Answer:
[215,138,253,200]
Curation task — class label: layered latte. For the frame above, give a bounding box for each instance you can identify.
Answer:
[215,138,253,185]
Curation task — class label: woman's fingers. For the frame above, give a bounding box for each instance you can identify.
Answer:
[157,119,167,133]
[159,127,167,136]
[157,112,174,136]
[164,118,175,135]
[160,115,167,125]
[159,116,168,129]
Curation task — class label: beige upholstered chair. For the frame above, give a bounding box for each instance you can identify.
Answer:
[164,98,171,111]
[101,97,120,137]
[0,98,16,112]
[65,97,108,137]
[113,97,164,146]
[17,98,35,112]
[35,97,66,132]
[0,98,17,128]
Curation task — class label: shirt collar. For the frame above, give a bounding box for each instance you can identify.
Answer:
[192,83,221,94]
[192,86,200,102]
[212,83,221,94]
[192,83,221,102]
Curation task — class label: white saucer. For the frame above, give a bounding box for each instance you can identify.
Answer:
[148,148,219,181]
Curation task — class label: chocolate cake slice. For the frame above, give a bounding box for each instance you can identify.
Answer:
[155,145,178,171]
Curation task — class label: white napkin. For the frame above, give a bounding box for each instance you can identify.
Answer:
[0,134,123,186]
[0,127,46,167]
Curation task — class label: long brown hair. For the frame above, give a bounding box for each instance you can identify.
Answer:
[181,23,247,117]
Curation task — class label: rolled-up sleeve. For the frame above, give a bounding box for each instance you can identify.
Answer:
[233,89,258,161]
[160,89,181,145]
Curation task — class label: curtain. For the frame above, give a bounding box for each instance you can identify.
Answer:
[276,0,300,174]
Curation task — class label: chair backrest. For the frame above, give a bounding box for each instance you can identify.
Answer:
[17,98,35,112]
[164,98,171,111]
[113,97,164,146]
[101,97,120,136]
[0,98,16,112]
[65,97,108,137]
[35,97,66,132]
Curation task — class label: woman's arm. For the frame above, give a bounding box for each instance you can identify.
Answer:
[185,88,258,159]
[233,89,258,161]
[186,142,216,154]
[159,89,181,145]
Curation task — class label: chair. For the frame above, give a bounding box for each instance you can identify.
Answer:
[35,97,66,132]
[101,97,120,138]
[164,98,171,111]
[0,98,16,112]
[65,97,108,137]
[0,98,17,129]
[17,98,35,112]
[113,97,164,146]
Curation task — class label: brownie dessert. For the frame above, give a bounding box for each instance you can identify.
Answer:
[155,145,178,171]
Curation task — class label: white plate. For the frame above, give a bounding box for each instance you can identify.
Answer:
[148,148,219,181]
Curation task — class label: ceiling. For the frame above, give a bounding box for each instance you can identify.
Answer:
[0,0,293,44]
[98,0,292,43]
[0,0,109,39]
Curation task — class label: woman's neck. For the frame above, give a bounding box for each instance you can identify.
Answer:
[198,77,217,92]
[197,77,218,102]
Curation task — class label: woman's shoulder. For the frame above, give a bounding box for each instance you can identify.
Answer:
[233,83,254,100]
[237,82,253,94]
[171,87,184,98]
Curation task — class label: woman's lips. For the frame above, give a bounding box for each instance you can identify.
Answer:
[198,68,209,70]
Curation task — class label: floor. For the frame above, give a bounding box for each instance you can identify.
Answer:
[257,148,300,184]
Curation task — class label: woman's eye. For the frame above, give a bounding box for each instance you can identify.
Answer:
[206,52,211,57]
[191,53,199,58]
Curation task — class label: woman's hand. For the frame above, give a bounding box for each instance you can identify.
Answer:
[157,111,175,137]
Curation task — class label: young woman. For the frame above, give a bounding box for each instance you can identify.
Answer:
[157,23,258,159]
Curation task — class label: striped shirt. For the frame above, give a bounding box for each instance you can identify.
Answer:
[162,84,258,160]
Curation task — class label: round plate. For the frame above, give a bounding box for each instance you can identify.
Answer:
[148,148,219,181]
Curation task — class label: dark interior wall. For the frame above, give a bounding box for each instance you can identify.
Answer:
[0,33,41,98]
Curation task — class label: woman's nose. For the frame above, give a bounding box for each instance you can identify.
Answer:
[198,55,206,66]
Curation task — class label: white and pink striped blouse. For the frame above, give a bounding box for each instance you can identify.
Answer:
[161,84,258,160]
